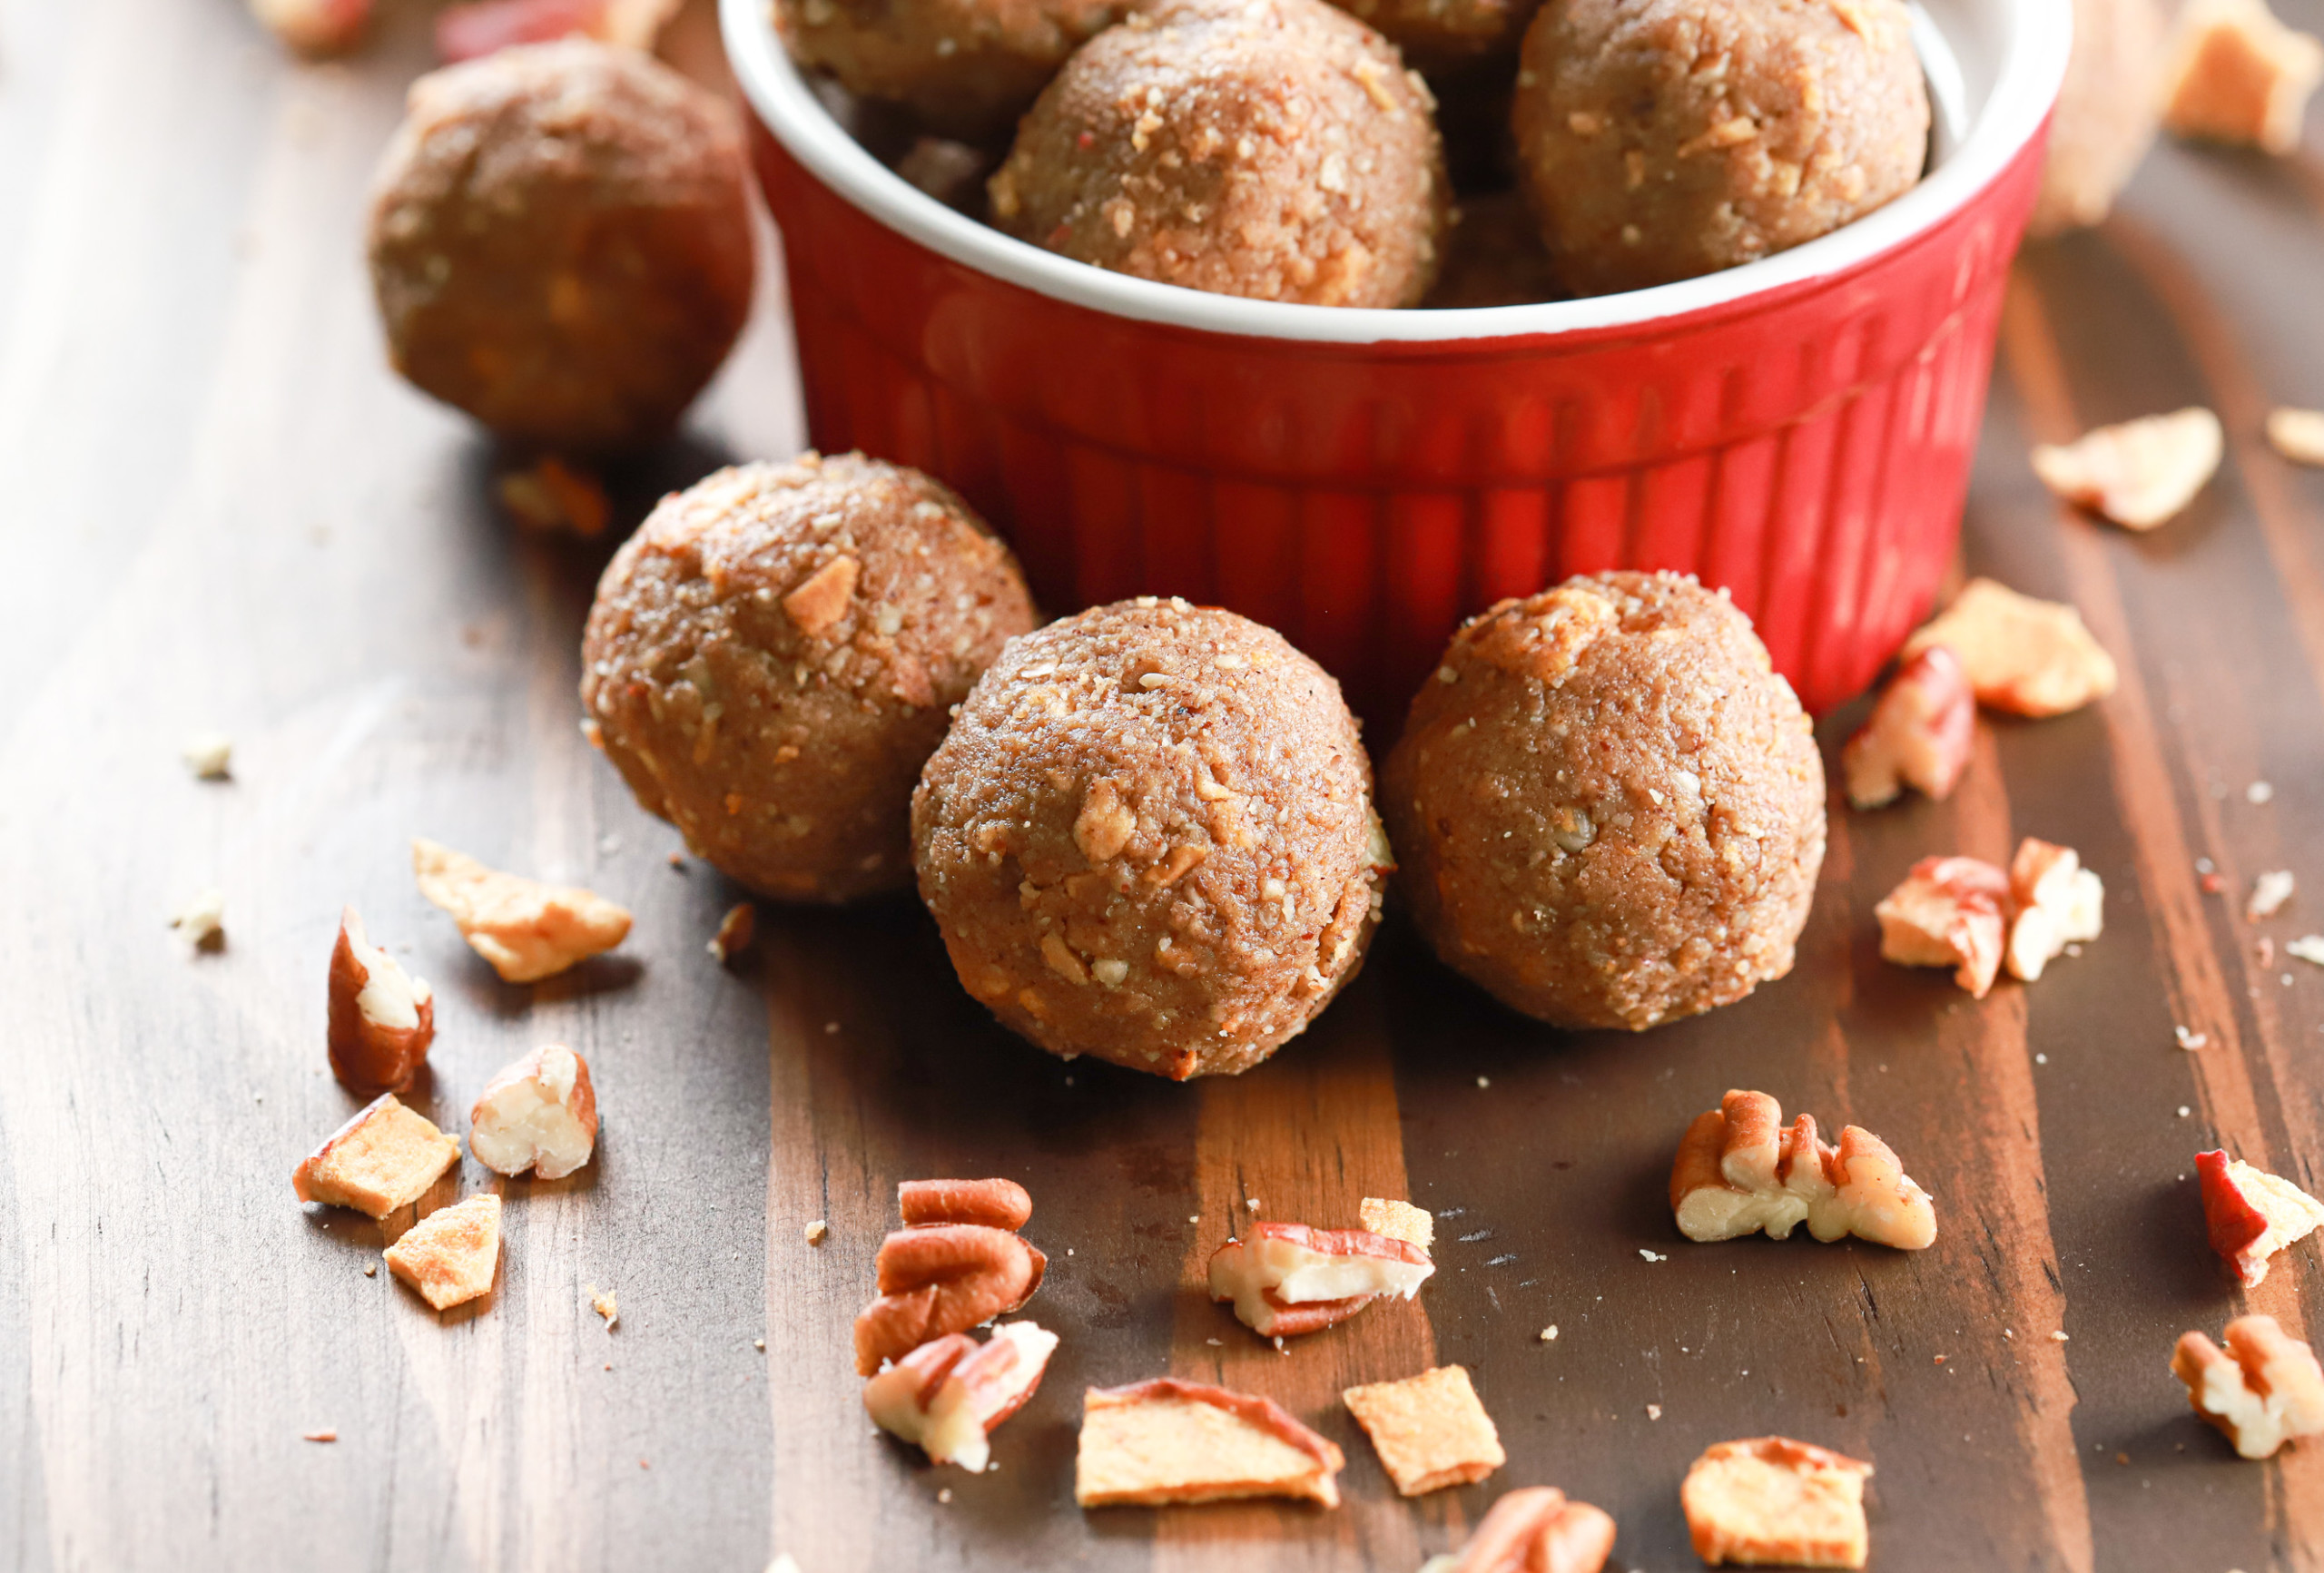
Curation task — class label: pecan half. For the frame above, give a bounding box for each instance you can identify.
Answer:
[1671,1092,1935,1251]
[900,1177,1033,1231]
[1439,1485,1618,1573]
[2174,1314,2324,1459]
[854,1224,1045,1375]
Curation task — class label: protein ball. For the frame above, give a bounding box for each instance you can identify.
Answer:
[987,0,1449,308]
[913,599,1391,1078]
[1384,573,1826,1032]
[779,0,1124,140]
[1512,0,1930,297]
[2030,0,2168,234]
[581,454,1038,903]
[1329,0,1541,74]
[368,40,755,453]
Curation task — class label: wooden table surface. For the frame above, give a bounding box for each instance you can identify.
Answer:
[9,2,2324,1568]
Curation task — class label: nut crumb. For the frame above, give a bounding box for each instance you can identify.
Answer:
[2249,871,2295,920]
[709,902,757,963]
[589,1284,618,1330]
[1541,1325,1559,1342]
[182,732,233,780]
[302,1429,337,1443]
[754,1338,766,1351]
[170,888,227,948]
[936,1488,953,1504]
[806,1220,829,1244]
[1648,1403,1663,1420]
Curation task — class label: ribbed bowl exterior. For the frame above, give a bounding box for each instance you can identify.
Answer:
[751,123,2046,723]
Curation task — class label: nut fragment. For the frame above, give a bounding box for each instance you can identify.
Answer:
[2172,1314,2324,1458]
[1902,578,2117,718]
[383,1194,502,1311]
[1075,1379,1344,1508]
[182,732,233,780]
[246,0,371,54]
[497,457,609,537]
[437,0,681,64]
[864,1322,1059,1471]
[1360,1197,1434,1252]
[2250,870,2297,920]
[899,1177,1033,1231]
[1876,856,2010,998]
[708,901,756,964]
[468,1043,599,1179]
[854,1224,1046,1375]
[1670,1091,1937,1251]
[2031,408,2224,529]
[2004,838,2106,982]
[1424,1485,1618,1573]
[327,907,436,1096]
[293,1094,460,1218]
[1682,1437,1874,1569]
[2164,0,2324,153]
[412,837,632,983]
[2270,408,2324,467]
[170,888,227,949]
[1841,646,1976,810]
[1341,1365,1505,1497]
[781,553,860,638]
[2198,1148,2324,1286]
[1208,1223,1434,1340]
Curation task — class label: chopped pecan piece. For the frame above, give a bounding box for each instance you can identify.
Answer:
[1670,1091,1935,1251]
[2198,1149,2324,1286]
[294,1095,459,1218]
[2173,1314,2324,1458]
[327,907,435,1096]
[1209,1222,1434,1339]
[2004,838,2105,982]
[1342,1365,1505,1497]
[1902,578,2117,718]
[1841,646,1976,809]
[1876,856,2010,997]
[1076,1379,1344,1508]
[2031,408,2223,529]
[2164,0,2324,153]
[1427,1485,1617,1573]
[854,1224,1046,1375]
[1683,1437,1874,1568]
[468,1044,598,1179]
[864,1322,1059,1471]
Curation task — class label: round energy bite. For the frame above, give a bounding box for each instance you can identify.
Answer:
[581,454,1038,903]
[1512,0,1929,297]
[913,599,1390,1078]
[779,0,1124,140]
[1384,573,1826,1031]
[986,0,1449,308]
[368,40,755,453]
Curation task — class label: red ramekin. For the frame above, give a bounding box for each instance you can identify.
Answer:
[723,0,2072,722]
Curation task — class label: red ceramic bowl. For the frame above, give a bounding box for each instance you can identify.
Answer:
[723,0,2072,722]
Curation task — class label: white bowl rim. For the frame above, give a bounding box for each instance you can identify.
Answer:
[721,0,2071,347]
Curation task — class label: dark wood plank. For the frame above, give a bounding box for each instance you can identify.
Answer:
[8,0,2324,1568]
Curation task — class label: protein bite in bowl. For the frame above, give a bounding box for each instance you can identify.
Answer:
[912,598,1391,1078]
[987,0,1449,308]
[1384,572,1826,1031]
[775,0,1124,140]
[581,452,1038,902]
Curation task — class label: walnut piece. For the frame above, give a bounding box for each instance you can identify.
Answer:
[1683,1437,1874,1568]
[1901,578,2117,718]
[1341,1365,1505,1497]
[2164,0,2324,153]
[293,1094,459,1218]
[2198,1148,2324,1286]
[1876,856,2011,997]
[1423,1485,1618,1573]
[2004,838,2106,982]
[412,837,632,983]
[2031,408,2224,529]
[328,907,435,1096]
[2270,408,2324,467]
[899,1177,1033,1231]
[468,1043,599,1179]
[854,1224,1046,1375]
[246,0,371,54]
[863,1322,1058,1471]
[1360,1196,1435,1251]
[1208,1222,1434,1339]
[1075,1379,1344,1508]
[384,1194,502,1311]
[2173,1314,2324,1458]
[1841,645,1976,809]
[1670,1092,1937,1251]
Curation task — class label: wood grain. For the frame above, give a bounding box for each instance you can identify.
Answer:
[7,1,2324,1568]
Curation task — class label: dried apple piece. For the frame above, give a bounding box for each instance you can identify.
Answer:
[2198,1149,2324,1286]
[412,837,631,983]
[294,1095,459,1218]
[2164,0,2324,153]
[1901,579,2117,718]
[1341,1365,1505,1497]
[1075,1379,1344,1508]
[384,1194,502,1311]
[1683,1437,1874,1569]
[1841,646,1975,809]
[1876,856,2010,998]
[2031,408,2223,529]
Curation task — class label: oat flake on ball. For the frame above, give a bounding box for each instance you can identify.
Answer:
[1512,0,1930,297]
[1384,573,1826,1032]
[581,454,1038,904]
[913,599,1392,1078]
[368,40,755,453]
[987,0,1449,308]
